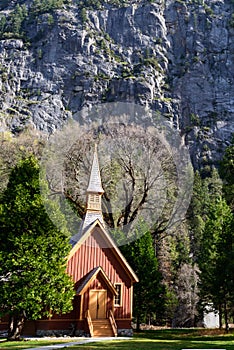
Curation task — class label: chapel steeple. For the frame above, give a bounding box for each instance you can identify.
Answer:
[77,145,105,233]
[86,144,104,212]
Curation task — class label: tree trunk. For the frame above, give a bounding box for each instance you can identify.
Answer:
[218,304,223,329]
[136,315,140,332]
[7,313,25,341]
[224,300,229,333]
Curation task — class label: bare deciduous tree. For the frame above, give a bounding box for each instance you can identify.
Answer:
[61,123,181,240]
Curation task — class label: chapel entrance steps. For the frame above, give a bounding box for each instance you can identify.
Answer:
[92,319,115,337]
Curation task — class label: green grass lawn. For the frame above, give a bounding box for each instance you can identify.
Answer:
[72,329,234,350]
[0,329,234,350]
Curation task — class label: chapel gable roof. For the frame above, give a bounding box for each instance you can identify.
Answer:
[76,266,117,295]
[68,219,139,283]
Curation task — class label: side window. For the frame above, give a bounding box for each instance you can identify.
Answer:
[114,284,122,306]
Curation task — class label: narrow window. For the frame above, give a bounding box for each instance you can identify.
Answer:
[90,194,95,202]
[114,284,122,306]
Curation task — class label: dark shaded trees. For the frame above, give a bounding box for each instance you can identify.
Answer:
[0,156,74,340]
[120,222,166,330]
[186,166,234,328]
[172,263,200,327]
[187,171,206,262]
[219,137,234,212]
[198,197,233,330]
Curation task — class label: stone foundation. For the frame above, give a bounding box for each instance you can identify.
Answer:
[117,328,133,337]
[0,330,7,337]
[36,329,88,337]
[36,328,133,338]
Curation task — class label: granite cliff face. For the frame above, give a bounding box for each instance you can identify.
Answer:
[0,0,233,169]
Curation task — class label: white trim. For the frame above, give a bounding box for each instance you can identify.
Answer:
[114,283,123,307]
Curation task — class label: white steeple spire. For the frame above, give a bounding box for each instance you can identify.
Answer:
[70,145,105,245]
[82,145,105,231]
[86,144,104,195]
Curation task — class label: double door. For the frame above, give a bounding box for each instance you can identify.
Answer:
[89,290,107,319]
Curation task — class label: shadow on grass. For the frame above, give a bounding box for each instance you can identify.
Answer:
[0,329,233,350]
[66,339,234,350]
[71,329,234,350]
[135,329,234,342]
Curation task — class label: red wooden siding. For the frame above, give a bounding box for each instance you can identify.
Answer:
[35,319,85,332]
[116,319,131,328]
[0,321,7,331]
[67,227,132,319]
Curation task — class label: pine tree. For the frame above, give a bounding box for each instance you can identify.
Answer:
[0,156,75,340]
[0,15,6,34]
[187,168,234,327]
[198,196,233,330]
[219,138,234,212]
[187,171,206,261]
[11,4,28,36]
[121,222,165,330]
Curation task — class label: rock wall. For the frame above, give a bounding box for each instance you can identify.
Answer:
[165,0,234,169]
[0,0,233,168]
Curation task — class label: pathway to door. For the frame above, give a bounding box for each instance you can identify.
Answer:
[25,336,132,350]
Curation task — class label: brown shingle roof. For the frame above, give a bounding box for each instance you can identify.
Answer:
[76,266,117,295]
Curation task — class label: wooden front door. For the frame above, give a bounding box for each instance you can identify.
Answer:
[89,290,107,319]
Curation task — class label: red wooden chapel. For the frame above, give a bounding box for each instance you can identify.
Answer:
[62,146,139,337]
[0,146,138,337]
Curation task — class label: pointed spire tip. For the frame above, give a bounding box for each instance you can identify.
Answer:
[87,144,104,194]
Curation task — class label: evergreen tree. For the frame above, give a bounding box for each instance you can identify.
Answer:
[187,169,223,262]
[219,138,234,211]
[0,156,75,340]
[187,171,205,262]
[167,222,200,327]
[121,222,165,330]
[186,168,234,327]
[198,196,233,330]
[10,4,28,36]
[0,15,6,34]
